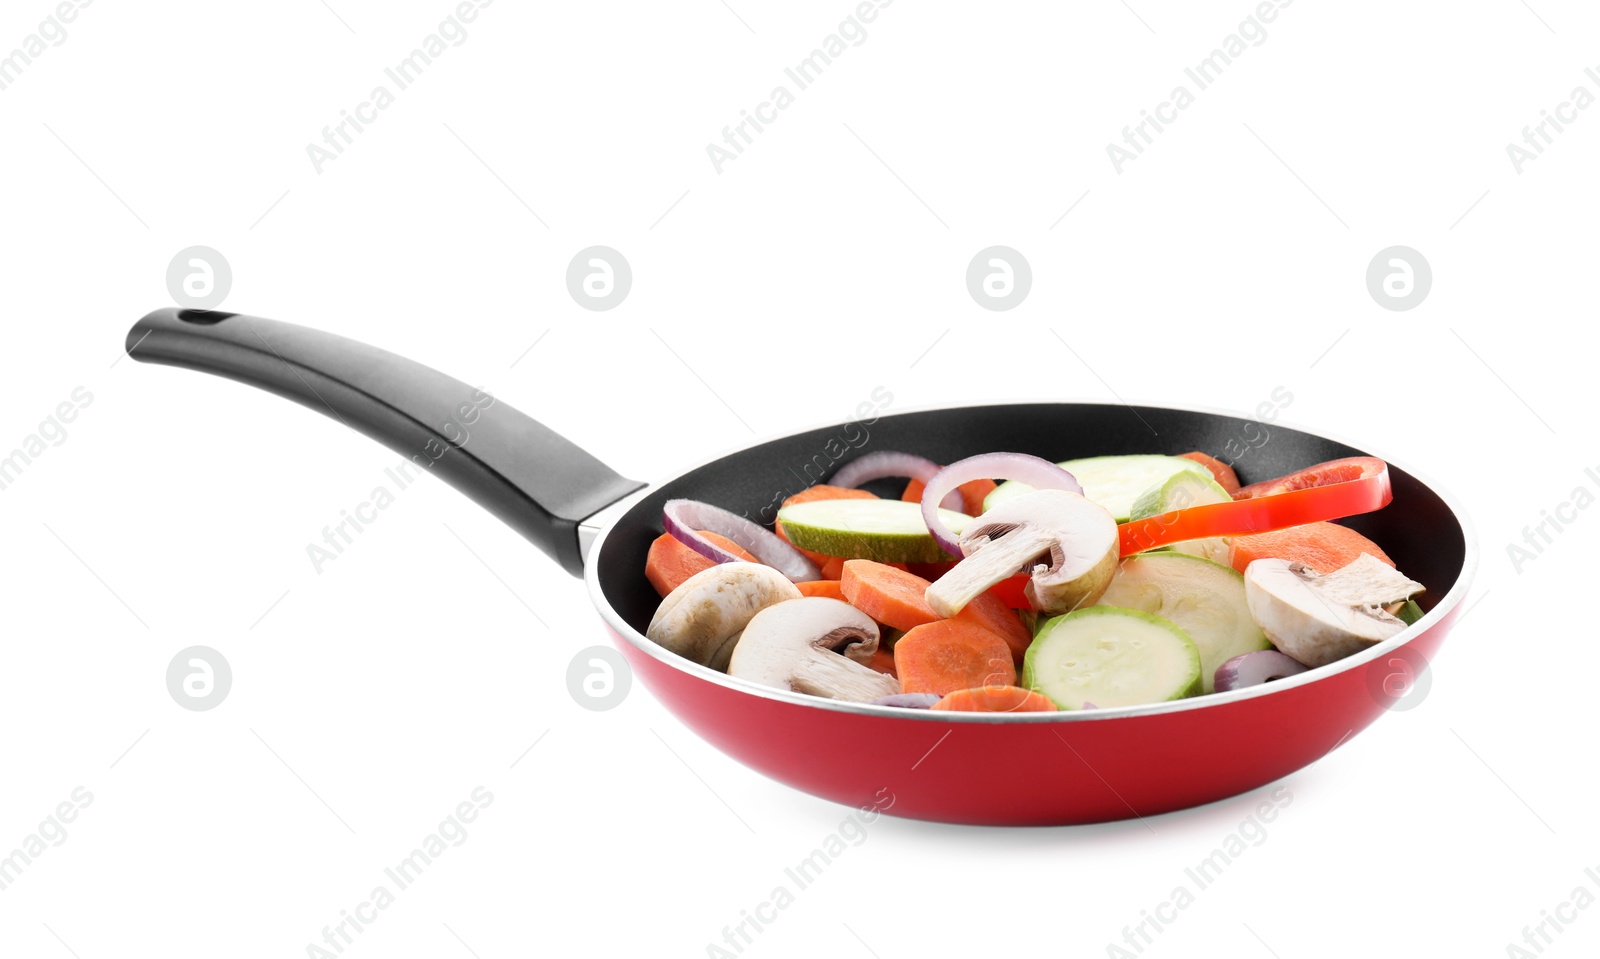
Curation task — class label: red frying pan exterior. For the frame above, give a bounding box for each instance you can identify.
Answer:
[597,552,1462,826]
[125,307,1476,828]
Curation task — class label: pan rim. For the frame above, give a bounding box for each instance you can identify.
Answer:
[584,397,1479,724]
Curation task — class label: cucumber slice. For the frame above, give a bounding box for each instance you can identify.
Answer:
[985,454,1208,523]
[776,499,972,564]
[1024,606,1201,709]
[1128,470,1232,565]
[1094,552,1270,694]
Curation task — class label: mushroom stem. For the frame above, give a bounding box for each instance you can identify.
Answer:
[923,490,1119,617]
[925,526,1054,618]
[791,651,901,701]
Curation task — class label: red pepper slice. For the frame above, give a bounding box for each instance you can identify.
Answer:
[1118,457,1393,557]
[1233,456,1386,500]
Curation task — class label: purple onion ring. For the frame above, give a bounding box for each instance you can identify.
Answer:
[663,498,821,583]
[1214,650,1310,692]
[918,453,1085,558]
[830,451,963,511]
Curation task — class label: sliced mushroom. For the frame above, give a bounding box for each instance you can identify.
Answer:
[1244,554,1425,668]
[728,597,901,702]
[924,489,1119,617]
[647,562,801,671]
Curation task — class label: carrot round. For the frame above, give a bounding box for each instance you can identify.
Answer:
[932,685,1057,713]
[1178,451,1241,495]
[1228,522,1395,575]
[644,532,759,597]
[839,560,940,631]
[893,620,1016,697]
[796,579,846,600]
[868,647,897,679]
[955,589,1033,665]
[903,477,998,517]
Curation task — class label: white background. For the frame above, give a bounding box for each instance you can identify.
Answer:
[0,1,1594,956]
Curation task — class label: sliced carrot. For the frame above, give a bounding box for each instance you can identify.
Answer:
[796,579,846,600]
[868,647,897,679]
[932,685,1056,713]
[902,477,998,517]
[955,590,1033,665]
[1229,522,1395,575]
[893,620,1016,697]
[822,556,908,581]
[1178,451,1241,495]
[643,532,759,597]
[646,534,701,597]
[839,561,940,631]
[781,485,878,508]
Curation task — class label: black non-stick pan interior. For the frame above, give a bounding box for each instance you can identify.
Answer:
[594,403,1467,634]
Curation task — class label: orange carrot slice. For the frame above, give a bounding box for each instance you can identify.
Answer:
[932,685,1057,713]
[796,579,846,600]
[955,590,1033,665]
[644,532,759,597]
[868,647,897,679]
[839,561,940,631]
[893,620,1016,696]
[1228,522,1395,575]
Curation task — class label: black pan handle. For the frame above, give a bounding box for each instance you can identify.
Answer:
[126,308,644,576]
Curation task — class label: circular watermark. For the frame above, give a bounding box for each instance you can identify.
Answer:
[566,246,632,311]
[966,245,1031,311]
[1364,644,1431,712]
[166,246,233,311]
[566,645,632,711]
[166,645,232,711]
[1365,245,1431,311]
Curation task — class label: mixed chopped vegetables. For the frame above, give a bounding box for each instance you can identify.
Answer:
[642,449,1423,713]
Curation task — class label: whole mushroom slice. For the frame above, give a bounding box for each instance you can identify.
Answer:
[924,489,1119,618]
[647,562,802,672]
[728,598,902,702]
[1244,554,1425,668]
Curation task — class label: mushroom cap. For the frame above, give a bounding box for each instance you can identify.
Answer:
[646,562,802,671]
[728,598,899,701]
[929,489,1118,615]
[1243,556,1423,668]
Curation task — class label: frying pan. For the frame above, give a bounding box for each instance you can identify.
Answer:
[126,307,1476,826]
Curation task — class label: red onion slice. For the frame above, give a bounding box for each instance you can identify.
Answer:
[829,451,964,511]
[919,453,1085,558]
[663,498,822,583]
[1214,650,1310,692]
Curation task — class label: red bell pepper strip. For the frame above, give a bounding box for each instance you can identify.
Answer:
[1118,458,1393,557]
